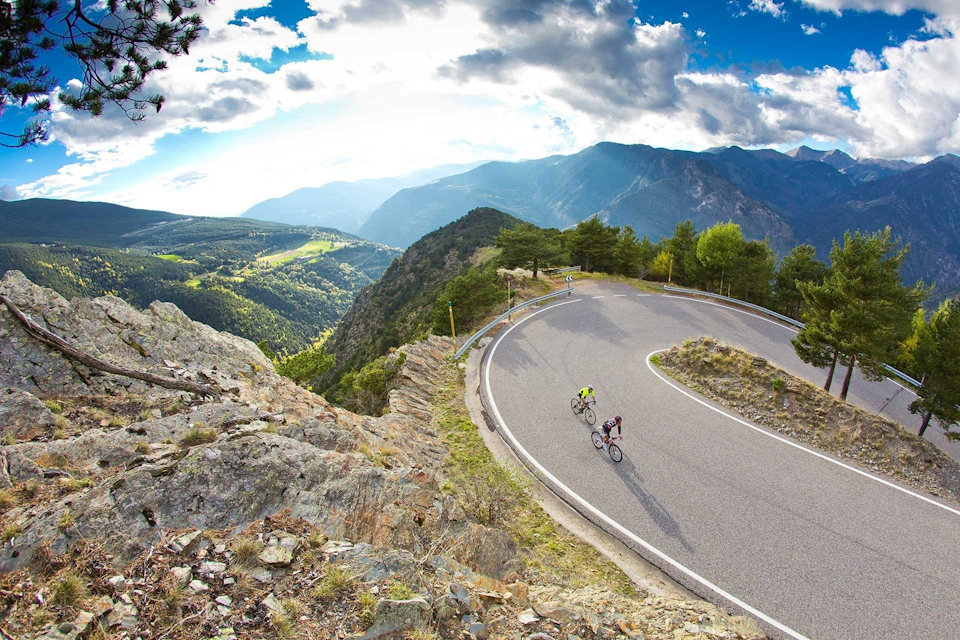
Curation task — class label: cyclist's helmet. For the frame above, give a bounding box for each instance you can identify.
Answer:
[589,386,594,392]
[614,415,622,424]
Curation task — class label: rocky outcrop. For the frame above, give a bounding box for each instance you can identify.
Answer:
[0,271,514,580]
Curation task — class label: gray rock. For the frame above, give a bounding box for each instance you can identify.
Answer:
[518,609,540,626]
[258,545,293,567]
[469,622,488,639]
[356,598,431,639]
[199,561,227,575]
[188,580,209,593]
[172,530,203,555]
[251,567,273,583]
[0,387,56,441]
[33,611,94,640]
[216,595,233,606]
[169,566,192,586]
[261,593,284,613]
[107,574,126,589]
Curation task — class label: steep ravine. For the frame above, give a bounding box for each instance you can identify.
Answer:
[0,271,763,639]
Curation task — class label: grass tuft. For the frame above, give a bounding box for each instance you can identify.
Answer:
[52,573,88,606]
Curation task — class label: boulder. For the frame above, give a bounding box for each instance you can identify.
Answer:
[0,388,56,441]
[354,598,431,639]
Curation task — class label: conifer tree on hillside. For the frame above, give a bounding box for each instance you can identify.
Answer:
[793,228,926,400]
[565,217,619,272]
[736,238,776,304]
[665,220,698,285]
[903,299,960,438]
[1,0,204,147]
[612,226,645,276]
[495,223,563,278]
[773,244,827,318]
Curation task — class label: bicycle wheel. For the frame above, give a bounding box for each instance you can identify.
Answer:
[570,398,581,414]
[584,407,596,425]
[591,431,603,449]
[608,443,623,463]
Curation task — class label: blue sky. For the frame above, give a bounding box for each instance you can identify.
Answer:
[2,0,958,215]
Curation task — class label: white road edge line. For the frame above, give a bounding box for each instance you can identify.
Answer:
[592,296,605,299]
[637,294,651,297]
[484,301,810,640]
[645,349,960,518]
[613,294,627,297]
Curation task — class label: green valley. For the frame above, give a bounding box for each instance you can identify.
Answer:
[0,200,401,354]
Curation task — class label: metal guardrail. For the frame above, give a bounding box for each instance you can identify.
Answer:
[544,265,582,275]
[454,286,573,359]
[663,285,923,389]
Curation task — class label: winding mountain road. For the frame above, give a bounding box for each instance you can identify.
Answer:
[481,281,960,639]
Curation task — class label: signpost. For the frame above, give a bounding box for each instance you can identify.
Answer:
[448,301,456,355]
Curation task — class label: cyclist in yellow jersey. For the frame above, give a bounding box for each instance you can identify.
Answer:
[578,386,595,411]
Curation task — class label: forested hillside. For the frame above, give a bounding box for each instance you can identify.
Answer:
[320,208,522,387]
[0,201,401,354]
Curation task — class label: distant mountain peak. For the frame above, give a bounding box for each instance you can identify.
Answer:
[932,153,960,169]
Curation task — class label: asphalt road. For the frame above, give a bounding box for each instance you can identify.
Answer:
[482,281,960,639]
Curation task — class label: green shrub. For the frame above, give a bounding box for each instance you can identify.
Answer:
[387,582,416,600]
[44,400,63,414]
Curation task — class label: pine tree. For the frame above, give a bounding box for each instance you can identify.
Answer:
[793,276,846,392]
[613,226,643,276]
[772,244,827,318]
[565,217,619,273]
[795,228,926,400]
[736,238,775,304]
[1,0,204,147]
[666,220,697,285]
[495,223,563,278]
[906,299,960,438]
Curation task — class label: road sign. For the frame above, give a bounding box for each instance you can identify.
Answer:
[565,275,573,282]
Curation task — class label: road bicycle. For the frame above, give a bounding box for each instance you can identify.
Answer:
[570,397,596,425]
[591,430,623,463]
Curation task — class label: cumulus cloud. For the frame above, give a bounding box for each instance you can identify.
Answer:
[749,0,787,19]
[682,12,690,18]
[797,0,960,17]
[802,23,822,34]
[0,185,18,201]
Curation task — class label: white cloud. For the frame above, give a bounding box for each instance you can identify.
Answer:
[749,0,787,19]
[801,23,822,34]
[0,185,18,201]
[797,0,960,17]
[682,12,690,18]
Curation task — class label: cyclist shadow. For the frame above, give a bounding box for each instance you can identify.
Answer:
[605,452,695,554]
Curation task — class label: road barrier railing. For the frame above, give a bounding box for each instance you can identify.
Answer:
[454,286,573,359]
[663,285,923,389]
[544,265,582,275]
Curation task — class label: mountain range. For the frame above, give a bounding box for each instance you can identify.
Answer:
[238,161,486,233]
[313,143,954,298]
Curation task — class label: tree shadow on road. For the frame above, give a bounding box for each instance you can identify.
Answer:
[601,447,695,553]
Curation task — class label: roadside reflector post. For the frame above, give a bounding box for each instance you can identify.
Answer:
[507,275,512,322]
[668,258,674,285]
[448,301,457,355]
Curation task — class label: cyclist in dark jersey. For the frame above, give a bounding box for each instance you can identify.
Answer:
[601,415,621,449]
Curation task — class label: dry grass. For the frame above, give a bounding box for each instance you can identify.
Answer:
[52,573,88,606]
[180,424,217,447]
[229,536,263,566]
